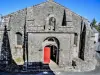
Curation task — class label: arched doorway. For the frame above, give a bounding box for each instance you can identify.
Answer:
[45,45,57,63]
[42,37,60,65]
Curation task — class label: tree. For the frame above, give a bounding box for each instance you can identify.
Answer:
[90,18,100,32]
[97,22,100,32]
[90,18,97,28]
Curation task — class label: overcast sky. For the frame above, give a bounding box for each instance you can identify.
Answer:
[0,0,100,23]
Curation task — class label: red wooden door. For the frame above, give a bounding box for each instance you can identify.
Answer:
[44,47,50,64]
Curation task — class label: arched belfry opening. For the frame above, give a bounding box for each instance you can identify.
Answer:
[42,37,60,65]
[49,17,56,31]
[79,24,86,60]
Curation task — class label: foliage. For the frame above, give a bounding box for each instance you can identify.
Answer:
[90,18,97,27]
[90,18,100,32]
[97,22,100,32]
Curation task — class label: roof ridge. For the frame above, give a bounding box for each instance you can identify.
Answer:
[3,0,89,22]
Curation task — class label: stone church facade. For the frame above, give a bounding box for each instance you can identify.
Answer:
[0,0,97,72]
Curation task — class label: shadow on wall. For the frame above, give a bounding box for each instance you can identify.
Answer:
[79,24,86,60]
[22,62,55,75]
[0,26,55,75]
[0,25,18,72]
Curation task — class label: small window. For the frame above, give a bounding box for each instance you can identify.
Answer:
[74,33,78,46]
[16,32,22,45]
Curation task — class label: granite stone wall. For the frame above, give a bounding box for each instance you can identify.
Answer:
[0,0,97,71]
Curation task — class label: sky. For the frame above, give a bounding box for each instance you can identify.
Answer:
[0,0,100,23]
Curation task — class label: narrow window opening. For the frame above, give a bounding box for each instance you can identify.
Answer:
[72,60,76,69]
[62,10,66,26]
[44,25,45,30]
[74,33,78,46]
[16,32,22,45]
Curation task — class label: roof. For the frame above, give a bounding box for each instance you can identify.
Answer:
[92,27,98,33]
[3,0,89,22]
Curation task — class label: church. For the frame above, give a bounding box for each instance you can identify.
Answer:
[0,0,97,72]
